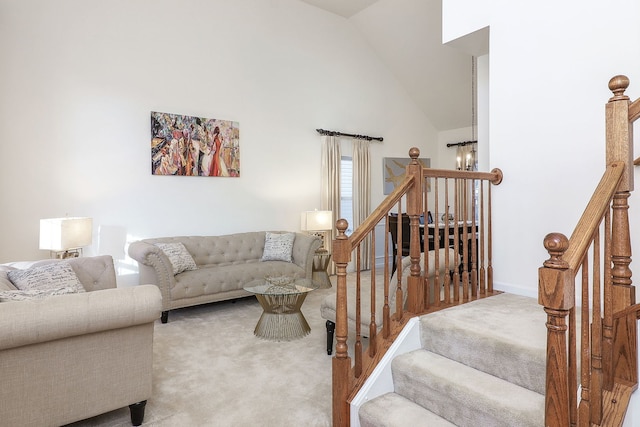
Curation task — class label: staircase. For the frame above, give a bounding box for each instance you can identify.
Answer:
[329,76,639,426]
[358,293,546,427]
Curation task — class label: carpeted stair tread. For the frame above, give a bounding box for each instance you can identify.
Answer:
[419,292,546,394]
[359,392,456,427]
[392,349,544,427]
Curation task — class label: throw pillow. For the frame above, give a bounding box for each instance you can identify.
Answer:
[7,262,85,293]
[154,242,198,275]
[0,286,78,302]
[261,232,295,262]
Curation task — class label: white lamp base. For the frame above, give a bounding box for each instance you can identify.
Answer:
[50,248,83,259]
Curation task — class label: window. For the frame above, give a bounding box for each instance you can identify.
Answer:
[340,156,353,236]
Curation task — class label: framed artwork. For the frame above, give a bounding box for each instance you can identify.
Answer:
[383,157,430,195]
[151,111,240,177]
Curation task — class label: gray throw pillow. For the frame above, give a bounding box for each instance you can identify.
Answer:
[261,232,295,262]
[154,242,198,275]
[7,262,85,293]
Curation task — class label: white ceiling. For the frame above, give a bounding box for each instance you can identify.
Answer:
[297,0,477,132]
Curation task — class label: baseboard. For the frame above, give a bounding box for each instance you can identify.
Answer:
[350,317,421,427]
[493,280,538,299]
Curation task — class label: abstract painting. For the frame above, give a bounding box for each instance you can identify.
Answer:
[151,111,240,177]
[383,157,430,195]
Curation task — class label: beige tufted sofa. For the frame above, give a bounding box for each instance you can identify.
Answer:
[0,255,162,427]
[128,232,321,323]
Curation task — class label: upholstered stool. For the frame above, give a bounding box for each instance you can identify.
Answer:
[320,248,458,355]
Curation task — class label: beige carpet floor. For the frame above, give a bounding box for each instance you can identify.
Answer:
[66,277,365,427]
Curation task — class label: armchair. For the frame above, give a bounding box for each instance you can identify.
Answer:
[0,256,162,427]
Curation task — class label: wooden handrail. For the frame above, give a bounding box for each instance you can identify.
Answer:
[348,175,414,248]
[423,167,504,184]
[629,98,640,123]
[343,147,500,250]
[562,161,625,270]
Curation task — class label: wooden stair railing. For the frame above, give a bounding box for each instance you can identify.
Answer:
[539,75,639,427]
[331,147,503,426]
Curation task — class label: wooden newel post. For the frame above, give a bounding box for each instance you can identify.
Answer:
[606,75,637,388]
[406,147,424,313]
[607,76,634,315]
[539,233,574,427]
[332,219,352,427]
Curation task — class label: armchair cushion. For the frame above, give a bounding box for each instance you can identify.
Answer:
[321,248,458,332]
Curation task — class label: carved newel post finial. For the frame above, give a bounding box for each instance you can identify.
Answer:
[608,75,630,101]
[409,147,420,163]
[543,232,569,269]
[335,218,348,239]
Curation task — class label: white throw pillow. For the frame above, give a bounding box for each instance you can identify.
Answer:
[261,232,295,262]
[7,262,85,293]
[154,242,198,275]
[0,286,78,302]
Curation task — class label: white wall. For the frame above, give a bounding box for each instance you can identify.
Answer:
[443,0,640,296]
[0,0,438,271]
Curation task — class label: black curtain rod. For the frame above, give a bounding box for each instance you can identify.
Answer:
[446,140,477,148]
[316,128,383,142]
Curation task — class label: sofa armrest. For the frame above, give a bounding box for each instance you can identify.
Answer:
[291,233,322,279]
[0,285,162,351]
[128,241,175,310]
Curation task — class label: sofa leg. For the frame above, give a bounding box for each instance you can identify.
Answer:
[129,400,147,426]
[161,311,169,324]
[326,320,335,355]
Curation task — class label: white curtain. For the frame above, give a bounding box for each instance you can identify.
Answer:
[352,139,371,270]
[321,135,341,275]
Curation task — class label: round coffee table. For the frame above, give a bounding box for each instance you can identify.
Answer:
[244,277,318,341]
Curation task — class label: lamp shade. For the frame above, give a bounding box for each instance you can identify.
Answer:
[39,217,93,251]
[300,210,333,232]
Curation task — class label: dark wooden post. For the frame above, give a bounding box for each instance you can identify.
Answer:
[406,147,424,313]
[539,233,574,427]
[332,219,352,427]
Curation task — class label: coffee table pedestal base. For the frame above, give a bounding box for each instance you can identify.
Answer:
[253,293,310,341]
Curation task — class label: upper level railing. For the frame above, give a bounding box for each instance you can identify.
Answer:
[330,147,503,426]
[538,75,639,426]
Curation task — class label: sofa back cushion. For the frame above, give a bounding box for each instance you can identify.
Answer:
[66,255,117,292]
[141,233,273,267]
[0,270,17,291]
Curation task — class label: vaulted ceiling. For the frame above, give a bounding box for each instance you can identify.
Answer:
[298,0,474,131]
[298,0,380,19]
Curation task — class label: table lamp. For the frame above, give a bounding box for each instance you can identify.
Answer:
[300,210,333,252]
[39,217,93,259]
